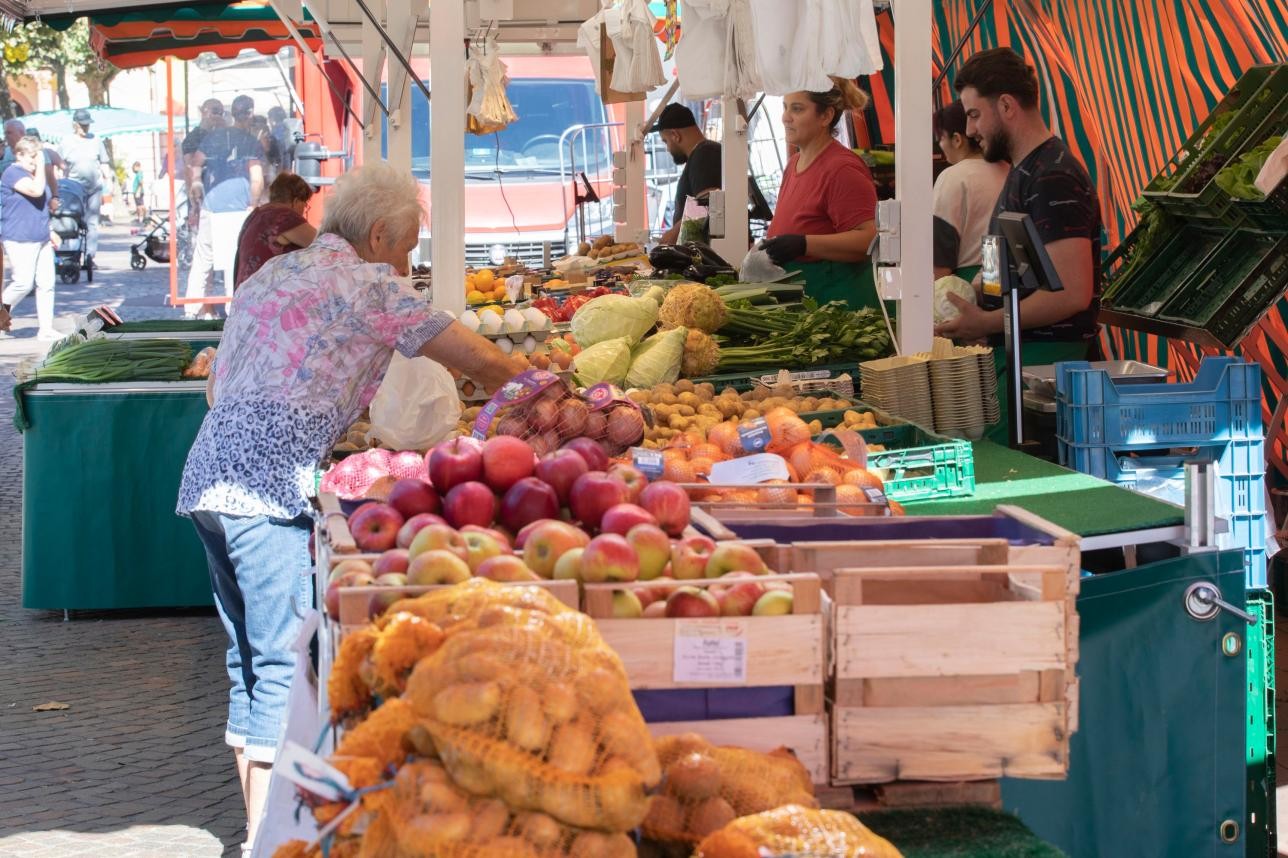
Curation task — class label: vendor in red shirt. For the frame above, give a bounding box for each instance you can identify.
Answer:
[232,172,317,289]
[760,79,879,309]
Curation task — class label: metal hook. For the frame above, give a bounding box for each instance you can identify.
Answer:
[1183,581,1256,624]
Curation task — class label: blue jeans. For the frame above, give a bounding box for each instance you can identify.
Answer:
[191,510,313,763]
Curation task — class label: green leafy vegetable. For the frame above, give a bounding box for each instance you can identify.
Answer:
[1215,135,1283,200]
[572,337,633,386]
[570,294,660,347]
[626,326,687,388]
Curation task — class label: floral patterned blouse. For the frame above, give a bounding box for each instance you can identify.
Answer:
[177,233,452,519]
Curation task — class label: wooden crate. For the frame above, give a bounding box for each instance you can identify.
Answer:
[582,573,829,783]
[822,509,1080,785]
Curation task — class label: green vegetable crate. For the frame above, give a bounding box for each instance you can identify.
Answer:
[688,363,857,394]
[1142,63,1288,228]
[805,407,976,503]
[1247,589,1276,858]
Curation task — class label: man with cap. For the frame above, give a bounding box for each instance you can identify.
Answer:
[58,108,111,270]
[185,94,264,318]
[653,103,721,246]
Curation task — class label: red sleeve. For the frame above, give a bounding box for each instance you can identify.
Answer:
[824,158,877,233]
[268,208,308,243]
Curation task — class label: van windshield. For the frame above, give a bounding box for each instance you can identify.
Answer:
[386,77,610,179]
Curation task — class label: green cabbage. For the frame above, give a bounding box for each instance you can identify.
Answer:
[572,337,633,386]
[626,326,687,388]
[570,294,660,347]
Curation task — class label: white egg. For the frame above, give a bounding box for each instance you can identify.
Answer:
[480,312,504,334]
[496,337,514,354]
[522,307,549,329]
[460,310,481,332]
[503,308,526,333]
[522,335,538,353]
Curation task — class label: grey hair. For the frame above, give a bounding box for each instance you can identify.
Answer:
[319,161,424,247]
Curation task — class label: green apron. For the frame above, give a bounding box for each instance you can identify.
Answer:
[790,259,879,310]
[986,339,1093,444]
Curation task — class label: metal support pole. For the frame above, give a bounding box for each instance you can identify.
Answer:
[712,96,750,263]
[431,0,467,315]
[891,0,934,355]
[619,101,647,244]
[383,0,415,170]
[359,0,386,162]
[353,0,433,102]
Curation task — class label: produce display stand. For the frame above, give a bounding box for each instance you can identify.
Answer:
[19,380,212,611]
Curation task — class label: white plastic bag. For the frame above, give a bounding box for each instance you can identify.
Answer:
[675,0,761,100]
[748,0,881,95]
[607,0,666,93]
[466,39,518,135]
[369,354,461,451]
[740,245,788,282]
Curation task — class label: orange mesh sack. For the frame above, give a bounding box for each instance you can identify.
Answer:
[377,578,573,634]
[354,759,638,858]
[404,618,661,831]
[644,734,817,844]
[328,612,447,724]
[695,804,903,858]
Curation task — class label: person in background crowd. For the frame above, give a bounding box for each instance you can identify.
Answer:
[267,106,297,172]
[0,136,60,340]
[652,104,722,246]
[182,99,227,228]
[185,95,264,318]
[936,46,1102,442]
[57,108,111,271]
[130,161,147,225]
[176,162,520,857]
[233,172,316,288]
[249,115,283,196]
[932,100,1010,280]
[760,79,879,310]
[4,121,62,211]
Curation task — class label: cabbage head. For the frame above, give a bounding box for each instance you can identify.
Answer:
[933,275,976,325]
[571,294,660,347]
[626,326,687,388]
[572,337,633,387]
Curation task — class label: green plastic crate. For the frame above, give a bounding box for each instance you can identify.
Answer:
[688,363,857,394]
[810,407,977,502]
[1143,64,1288,227]
[1102,222,1227,312]
[1247,589,1276,857]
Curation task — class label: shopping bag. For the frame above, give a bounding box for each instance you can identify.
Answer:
[368,354,461,451]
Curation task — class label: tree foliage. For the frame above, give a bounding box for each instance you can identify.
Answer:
[0,19,122,119]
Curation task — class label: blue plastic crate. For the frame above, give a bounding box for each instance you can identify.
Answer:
[1056,357,1262,447]
[1057,439,1268,587]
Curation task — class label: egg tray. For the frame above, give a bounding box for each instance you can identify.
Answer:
[478,327,553,345]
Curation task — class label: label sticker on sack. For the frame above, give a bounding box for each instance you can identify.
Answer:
[673,618,748,684]
[708,453,790,485]
[738,418,771,452]
[631,447,664,479]
[277,741,352,802]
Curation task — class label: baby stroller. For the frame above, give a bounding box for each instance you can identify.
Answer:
[51,178,91,285]
[130,198,193,271]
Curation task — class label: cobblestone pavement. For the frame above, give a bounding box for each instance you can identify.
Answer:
[0,221,243,857]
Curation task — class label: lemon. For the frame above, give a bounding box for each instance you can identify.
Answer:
[480,304,503,316]
[467,290,487,304]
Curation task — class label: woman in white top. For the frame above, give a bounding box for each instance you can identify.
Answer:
[932,100,1010,280]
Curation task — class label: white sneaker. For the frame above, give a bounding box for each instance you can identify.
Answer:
[37,329,62,342]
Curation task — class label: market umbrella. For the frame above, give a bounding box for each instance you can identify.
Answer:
[18,105,197,143]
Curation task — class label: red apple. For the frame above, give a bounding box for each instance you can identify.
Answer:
[460,524,513,551]
[476,555,541,582]
[369,572,410,616]
[387,478,441,519]
[481,436,537,493]
[752,589,794,616]
[462,528,509,572]
[348,502,405,553]
[607,463,647,503]
[325,568,376,620]
[535,449,590,506]
[704,542,768,578]
[523,520,590,578]
[329,559,374,583]
[717,579,768,617]
[626,524,671,580]
[427,437,484,494]
[407,549,472,586]
[499,476,560,534]
[611,589,644,618]
[665,586,720,618]
[562,436,609,471]
[670,535,717,580]
[514,518,558,551]
[372,548,410,577]
[580,533,640,583]
[643,600,669,618]
[407,523,468,561]
[569,471,629,531]
[639,480,692,537]
[600,503,658,537]
[443,481,497,530]
[552,546,584,581]
[396,513,448,549]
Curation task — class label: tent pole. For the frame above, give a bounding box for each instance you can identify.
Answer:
[892,0,934,354]
[430,0,465,316]
[166,57,178,310]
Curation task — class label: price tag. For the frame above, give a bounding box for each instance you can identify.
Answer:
[708,453,790,485]
[631,447,664,479]
[277,740,352,802]
[738,418,771,452]
[862,486,889,506]
[673,618,749,683]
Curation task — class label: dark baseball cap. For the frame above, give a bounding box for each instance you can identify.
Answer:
[72,108,92,125]
[651,103,698,133]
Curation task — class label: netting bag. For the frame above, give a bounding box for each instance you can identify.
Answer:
[643,734,817,844]
[695,804,904,858]
[404,619,661,831]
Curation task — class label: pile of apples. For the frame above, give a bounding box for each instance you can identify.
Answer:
[604,541,795,620]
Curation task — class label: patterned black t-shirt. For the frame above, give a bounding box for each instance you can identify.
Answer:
[983,136,1101,342]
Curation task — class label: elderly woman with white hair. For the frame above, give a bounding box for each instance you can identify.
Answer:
[176,162,517,854]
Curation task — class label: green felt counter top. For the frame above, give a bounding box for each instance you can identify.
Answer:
[860,806,1064,857]
[903,441,1184,537]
